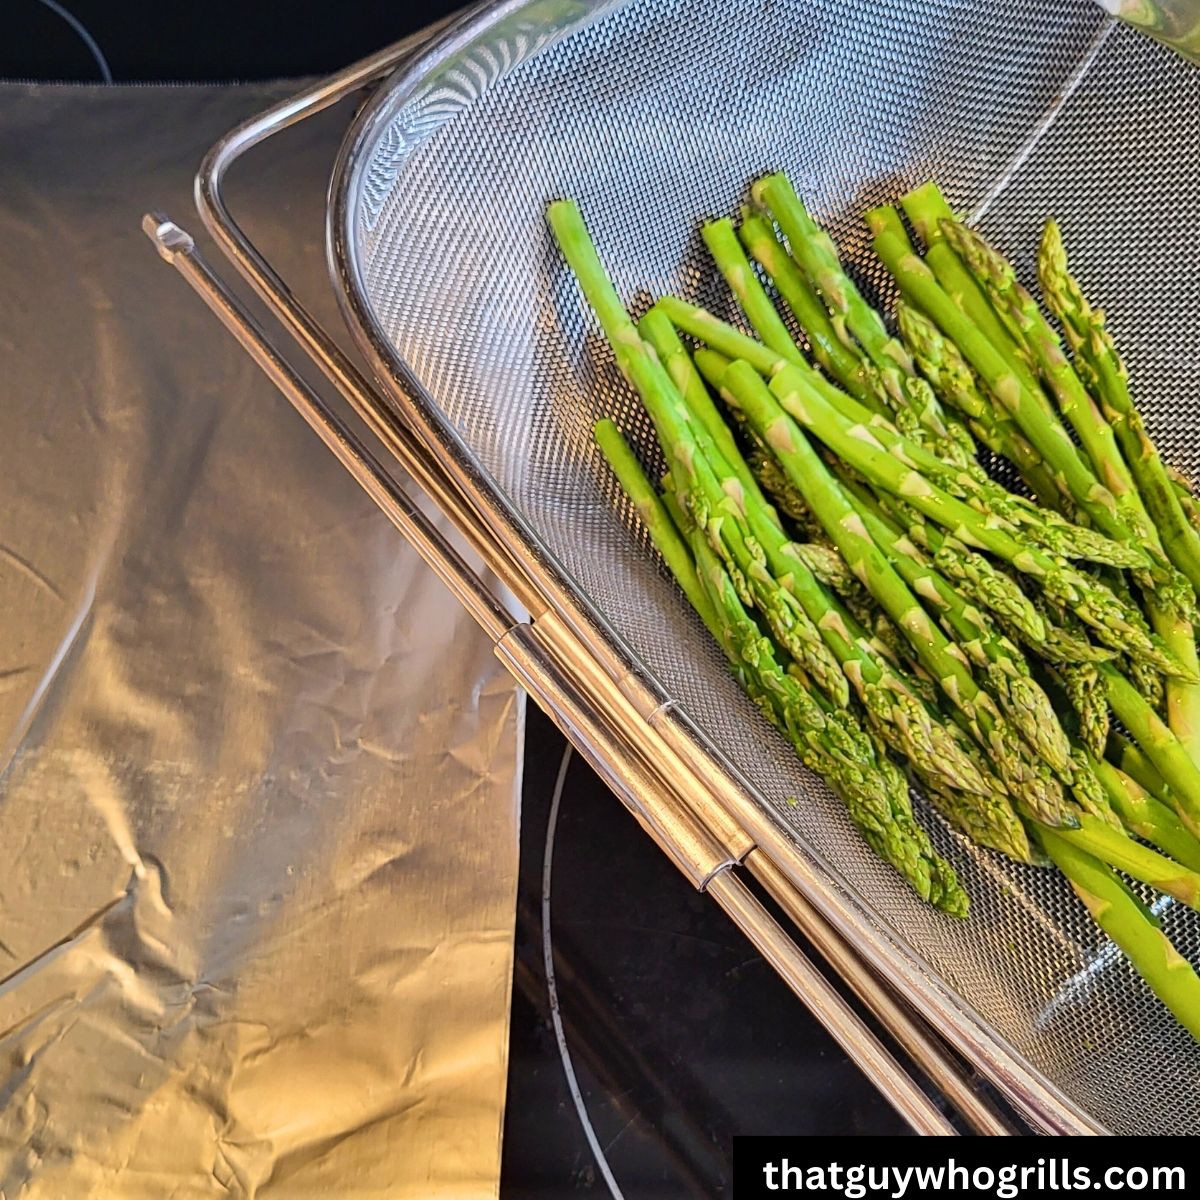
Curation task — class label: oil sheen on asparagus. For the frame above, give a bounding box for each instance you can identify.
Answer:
[547,175,1200,1042]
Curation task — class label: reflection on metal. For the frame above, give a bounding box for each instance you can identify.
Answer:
[746,853,1015,1137]
[1096,0,1200,60]
[705,873,959,1137]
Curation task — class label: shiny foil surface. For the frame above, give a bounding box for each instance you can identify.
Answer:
[0,82,522,1198]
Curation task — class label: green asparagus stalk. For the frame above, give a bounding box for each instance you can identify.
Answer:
[737,211,883,409]
[870,498,1046,647]
[670,338,997,805]
[553,198,968,911]
[1058,663,1110,759]
[1108,732,1169,800]
[639,305,776,520]
[664,298,1142,570]
[700,218,806,366]
[752,172,952,440]
[766,360,1182,675]
[548,200,848,707]
[871,229,1129,539]
[720,356,1076,827]
[687,521,966,912]
[844,481,1073,778]
[1039,219,1200,594]
[1091,754,1200,875]
[1055,816,1200,911]
[863,203,913,248]
[940,221,1171,565]
[916,771,1032,863]
[1032,593,1117,666]
[680,361,995,801]
[1170,469,1200,534]
[896,299,1066,510]
[1039,222,1200,769]
[898,182,1035,386]
[1101,664,1200,838]
[1037,829,1200,1042]
[593,419,718,635]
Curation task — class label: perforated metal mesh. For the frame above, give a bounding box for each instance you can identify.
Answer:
[339,0,1200,1134]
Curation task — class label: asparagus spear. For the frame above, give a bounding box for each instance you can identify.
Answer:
[1170,469,1200,534]
[593,419,718,634]
[1091,754,1200,875]
[648,300,999,807]
[639,305,776,521]
[1039,219,1200,594]
[872,229,1128,539]
[870,497,1046,647]
[737,211,883,409]
[896,299,1067,510]
[700,218,806,367]
[663,298,1142,569]
[549,201,853,708]
[1039,222,1200,769]
[941,221,1175,569]
[789,358,1144,570]
[844,481,1073,778]
[752,173,952,441]
[766,361,1181,674]
[862,203,913,248]
[1056,815,1200,910]
[1101,664,1200,838]
[720,356,1076,828]
[898,182,1035,387]
[1058,663,1110,759]
[1038,829,1200,1042]
[1032,593,1117,666]
[916,771,1032,863]
[687,519,966,912]
[678,361,995,801]
[557,206,966,909]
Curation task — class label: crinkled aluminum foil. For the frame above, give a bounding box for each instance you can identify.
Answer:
[0,82,522,1198]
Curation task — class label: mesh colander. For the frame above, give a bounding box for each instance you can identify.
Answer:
[323,0,1200,1136]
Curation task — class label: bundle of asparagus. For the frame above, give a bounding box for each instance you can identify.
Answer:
[547,174,1200,1041]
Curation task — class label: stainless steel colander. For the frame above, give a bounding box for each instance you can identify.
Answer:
[150,0,1200,1137]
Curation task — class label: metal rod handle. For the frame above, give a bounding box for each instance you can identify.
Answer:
[705,872,958,1136]
[143,214,516,644]
[746,850,1014,1136]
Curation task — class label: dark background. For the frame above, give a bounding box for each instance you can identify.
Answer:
[4,0,468,82]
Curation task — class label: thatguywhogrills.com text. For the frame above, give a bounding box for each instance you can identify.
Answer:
[754,1160,1184,1198]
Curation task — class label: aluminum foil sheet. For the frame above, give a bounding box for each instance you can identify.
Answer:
[0,82,522,1197]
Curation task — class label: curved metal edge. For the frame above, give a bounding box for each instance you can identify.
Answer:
[323,0,1109,1137]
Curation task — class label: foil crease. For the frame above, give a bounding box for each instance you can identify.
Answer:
[0,82,522,1197]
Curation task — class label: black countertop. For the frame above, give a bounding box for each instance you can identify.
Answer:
[503,707,915,1197]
